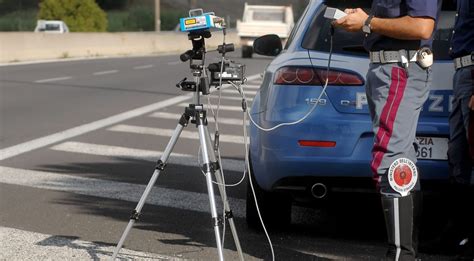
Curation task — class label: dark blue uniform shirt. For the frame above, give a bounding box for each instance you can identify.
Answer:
[364,0,439,51]
[450,0,474,58]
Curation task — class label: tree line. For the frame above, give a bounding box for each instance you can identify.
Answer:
[0,0,135,14]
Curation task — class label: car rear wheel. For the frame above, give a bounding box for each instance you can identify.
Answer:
[246,161,291,230]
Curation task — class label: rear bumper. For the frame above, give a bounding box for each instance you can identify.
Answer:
[250,137,450,192]
[263,175,453,206]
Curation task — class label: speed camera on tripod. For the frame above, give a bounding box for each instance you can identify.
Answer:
[179,8,225,32]
[112,9,246,261]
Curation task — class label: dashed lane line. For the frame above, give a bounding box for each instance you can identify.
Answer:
[93,70,118,76]
[133,64,154,70]
[167,61,181,65]
[34,76,72,83]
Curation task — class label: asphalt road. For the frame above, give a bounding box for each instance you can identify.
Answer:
[0,54,452,260]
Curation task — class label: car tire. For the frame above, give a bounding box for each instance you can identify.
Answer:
[246,161,291,230]
[242,46,253,58]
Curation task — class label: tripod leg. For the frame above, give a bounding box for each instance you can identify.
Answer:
[197,123,225,261]
[203,127,244,261]
[111,121,186,260]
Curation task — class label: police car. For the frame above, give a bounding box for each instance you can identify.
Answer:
[246,0,457,227]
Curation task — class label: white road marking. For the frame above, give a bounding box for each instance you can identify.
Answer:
[178,103,243,112]
[248,78,262,82]
[133,64,154,70]
[207,96,253,101]
[149,112,247,126]
[0,95,193,161]
[243,84,261,89]
[0,227,175,260]
[221,89,257,96]
[93,70,118,76]
[0,166,246,218]
[0,74,260,161]
[34,76,72,83]
[108,125,248,144]
[167,61,181,65]
[50,141,245,172]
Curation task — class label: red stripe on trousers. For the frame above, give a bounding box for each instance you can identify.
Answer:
[370,67,408,182]
[469,68,474,161]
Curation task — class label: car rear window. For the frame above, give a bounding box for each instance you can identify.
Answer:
[302,1,456,60]
[45,24,60,31]
[251,10,285,22]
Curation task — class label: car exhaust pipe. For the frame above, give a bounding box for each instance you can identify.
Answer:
[311,183,328,199]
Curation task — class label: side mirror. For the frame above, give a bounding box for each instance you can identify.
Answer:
[253,34,282,56]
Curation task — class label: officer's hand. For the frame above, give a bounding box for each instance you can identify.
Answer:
[333,8,368,32]
[469,96,474,110]
[343,8,358,14]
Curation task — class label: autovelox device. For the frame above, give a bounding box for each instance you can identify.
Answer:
[180,9,225,32]
[111,9,244,261]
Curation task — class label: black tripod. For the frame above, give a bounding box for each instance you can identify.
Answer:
[111,31,244,261]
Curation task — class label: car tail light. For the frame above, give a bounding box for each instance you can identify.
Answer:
[298,140,336,147]
[274,66,364,86]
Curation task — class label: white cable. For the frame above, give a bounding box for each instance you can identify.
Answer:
[209,82,273,260]
[201,28,247,188]
[248,79,327,132]
[195,27,335,261]
[225,31,334,261]
[207,31,333,186]
[202,28,231,251]
[242,96,275,261]
[239,32,334,132]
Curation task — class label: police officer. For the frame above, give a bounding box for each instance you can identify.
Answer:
[447,0,474,259]
[334,1,439,260]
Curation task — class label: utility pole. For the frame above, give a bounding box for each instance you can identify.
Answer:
[19,0,22,31]
[155,0,161,31]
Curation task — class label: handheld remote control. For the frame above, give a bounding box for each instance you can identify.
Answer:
[324,7,347,20]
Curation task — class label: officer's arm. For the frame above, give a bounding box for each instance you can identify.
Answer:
[370,16,435,40]
[334,8,435,40]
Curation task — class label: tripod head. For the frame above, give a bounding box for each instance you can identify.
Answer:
[179,30,212,62]
[176,31,212,95]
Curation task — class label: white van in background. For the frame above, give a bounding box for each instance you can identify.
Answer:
[236,3,294,58]
[34,20,69,33]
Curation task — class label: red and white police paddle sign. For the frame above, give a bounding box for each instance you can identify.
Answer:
[388,158,418,196]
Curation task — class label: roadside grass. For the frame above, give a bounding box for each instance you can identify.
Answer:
[60,52,69,59]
